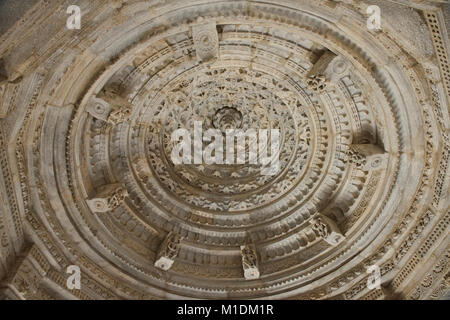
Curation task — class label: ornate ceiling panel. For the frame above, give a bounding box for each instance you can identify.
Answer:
[0,0,448,300]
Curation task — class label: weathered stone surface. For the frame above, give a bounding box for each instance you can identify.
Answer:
[240,244,260,280]
[0,0,448,300]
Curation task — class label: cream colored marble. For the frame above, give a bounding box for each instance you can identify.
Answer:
[0,0,448,300]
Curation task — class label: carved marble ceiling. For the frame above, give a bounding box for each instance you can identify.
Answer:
[0,0,448,300]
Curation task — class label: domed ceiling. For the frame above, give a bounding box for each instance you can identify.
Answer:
[0,0,448,300]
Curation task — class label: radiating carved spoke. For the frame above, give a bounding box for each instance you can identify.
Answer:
[87,89,132,125]
[310,215,344,246]
[240,244,260,280]
[348,144,388,171]
[154,233,181,271]
[86,184,127,213]
[193,22,219,62]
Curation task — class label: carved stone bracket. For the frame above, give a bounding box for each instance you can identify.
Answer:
[306,49,353,93]
[192,22,219,62]
[86,96,112,121]
[240,244,260,280]
[348,144,388,171]
[306,50,343,92]
[154,232,181,271]
[87,89,132,125]
[86,183,128,213]
[310,215,344,246]
[107,106,132,125]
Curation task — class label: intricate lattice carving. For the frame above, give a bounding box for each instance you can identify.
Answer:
[310,215,344,246]
[348,144,387,171]
[241,244,260,280]
[154,233,181,271]
[192,22,219,62]
[86,184,127,213]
